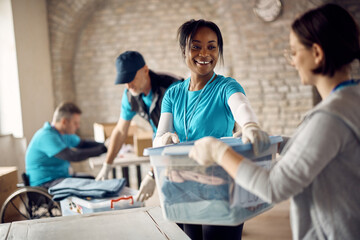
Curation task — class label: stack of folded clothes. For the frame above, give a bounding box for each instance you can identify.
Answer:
[160,165,270,225]
[48,178,126,201]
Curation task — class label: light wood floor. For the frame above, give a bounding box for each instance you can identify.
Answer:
[146,188,292,240]
[242,200,292,240]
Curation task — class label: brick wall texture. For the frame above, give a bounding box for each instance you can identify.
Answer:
[47,0,360,138]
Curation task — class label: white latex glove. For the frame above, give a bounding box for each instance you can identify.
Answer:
[135,174,156,202]
[154,132,180,147]
[242,122,270,156]
[189,137,230,166]
[233,130,242,138]
[95,163,113,181]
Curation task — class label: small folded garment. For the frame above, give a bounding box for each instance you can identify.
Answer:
[168,170,227,185]
[48,178,126,201]
[161,177,229,204]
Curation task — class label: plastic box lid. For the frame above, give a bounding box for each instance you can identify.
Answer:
[144,135,282,156]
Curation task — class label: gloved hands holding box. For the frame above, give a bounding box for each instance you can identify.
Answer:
[153,132,180,147]
[136,132,179,202]
[189,137,230,166]
[237,122,270,156]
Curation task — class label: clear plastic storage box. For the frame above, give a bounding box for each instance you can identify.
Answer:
[144,136,282,226]
[60,187,144,216]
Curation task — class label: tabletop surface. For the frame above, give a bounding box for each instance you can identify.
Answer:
[1,206,189,240]
[89,152,150,167]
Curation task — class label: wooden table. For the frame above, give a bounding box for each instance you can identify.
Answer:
[89,153,150,188]
[1,206,189,240]
[0,223,10,240]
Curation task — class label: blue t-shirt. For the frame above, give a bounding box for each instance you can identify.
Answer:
[120,89,157,132]
[25,122,81,186]
[161,74,245,142]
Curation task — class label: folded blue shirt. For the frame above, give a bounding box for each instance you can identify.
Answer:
[49,178,126,201]
[161,178,229,204]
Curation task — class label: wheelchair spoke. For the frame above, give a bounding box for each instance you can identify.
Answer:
[1,187,61,223]
[19,194,32,218]
[10,199,29,220]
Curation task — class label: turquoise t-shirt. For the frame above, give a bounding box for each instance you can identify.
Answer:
[161,74,245,142]
[120,89,157,132]
[25,122,81,186]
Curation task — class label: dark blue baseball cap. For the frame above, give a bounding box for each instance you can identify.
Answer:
[114,51,145,84]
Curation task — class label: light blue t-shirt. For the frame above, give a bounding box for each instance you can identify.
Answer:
[25,122,81,186]
[120,89,157,132]
[161,74,245,142]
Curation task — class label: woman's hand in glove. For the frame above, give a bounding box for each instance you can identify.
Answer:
[189,137,230,166]
[242,122,270,155]
[153,132,180,147]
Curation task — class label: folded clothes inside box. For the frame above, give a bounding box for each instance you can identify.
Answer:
[144,136,282,226]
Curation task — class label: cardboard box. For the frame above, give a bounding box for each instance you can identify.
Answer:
[0,167,18,220]
[0,167,18,205]
[93,122,137,145]
[133,130,153,156]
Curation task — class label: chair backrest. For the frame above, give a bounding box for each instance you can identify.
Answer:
[22,173,30,186]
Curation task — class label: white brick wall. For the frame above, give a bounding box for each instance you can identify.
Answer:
[47,0,360,138]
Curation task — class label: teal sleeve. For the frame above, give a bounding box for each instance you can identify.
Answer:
[37,132,67,157]
[64,134,81,147]
[120,89,136,120]
[225,78,246,101]
[161,88,173,113]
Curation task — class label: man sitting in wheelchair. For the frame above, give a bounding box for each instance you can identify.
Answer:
[25,102,107,188]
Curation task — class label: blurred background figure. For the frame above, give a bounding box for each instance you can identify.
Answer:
[26,102,107,188]
[95,51,183,202]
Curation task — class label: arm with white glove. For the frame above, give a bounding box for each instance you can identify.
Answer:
[153,112,179,147]
[242,122,270,156]
[136,113,179,201]
[95,162,113,181]
[189,137,230,166]
[135,170,156,202]
[228,92,270,155]
[96,118,131,181]
[189,137,245,178]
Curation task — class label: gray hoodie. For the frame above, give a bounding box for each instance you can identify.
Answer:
[236,83,360,240]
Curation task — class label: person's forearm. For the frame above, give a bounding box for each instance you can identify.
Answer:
[221,148,275,203]
[228,92,258,127]
[219,148,244,178]
[77,140,104,149]
[55,145,107,162]
[105,129,126,164]
[153,112,174,147]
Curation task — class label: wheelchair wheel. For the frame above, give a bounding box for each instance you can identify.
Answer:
[0,187,62,223]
